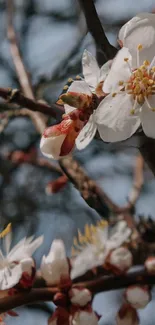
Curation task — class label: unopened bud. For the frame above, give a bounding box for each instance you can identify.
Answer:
[125,285,151,309]
[145,256,155,274]
[105,247,132,274]
[60,92,91,109]
[116,303,139,325]
[69,287,92,307]
[46,176,68,194]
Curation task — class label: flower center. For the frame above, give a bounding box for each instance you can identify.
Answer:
[120,45,155,114]
[126,63,155,105]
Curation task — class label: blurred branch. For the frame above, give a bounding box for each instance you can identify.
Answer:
[78,0,117,64]
[0,88,63,121]
[60,154,144,217]
[139,136,155,176]
[6,0,64,133]
[0,267,155,313]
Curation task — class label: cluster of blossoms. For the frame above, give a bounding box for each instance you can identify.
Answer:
[41,239,99,325]
[40,12,155,160]
[0,219,154,325]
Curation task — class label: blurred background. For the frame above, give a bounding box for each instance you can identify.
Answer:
[0,0,155,324]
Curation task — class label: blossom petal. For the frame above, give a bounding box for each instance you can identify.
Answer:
[40,134,66,160]
[65,81,92,114]
[82,50,100,90]
[4,231,12,256]
[103,47,132,93]
[76,114,97,150]
[118,13,155,67]
[41,240,70,286]
[95,93,140,142]
[99,60,112,82]
[140,99,155,139]
[0,264,22,290]
[26,235,44,257]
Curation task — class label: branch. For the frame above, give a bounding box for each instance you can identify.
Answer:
[60,154,144,216]
[0,268,155,313]
[79,0,117,64]
[0,88,63,120]
[139,135,155,176]
[6,0,64,133]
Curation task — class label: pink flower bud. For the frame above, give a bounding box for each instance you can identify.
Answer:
[116,303,139,325]
[69,287,92,307]
[125,285,151,309]
[145,256,155,274]
[46,176,68,194]
[105,247,132,274]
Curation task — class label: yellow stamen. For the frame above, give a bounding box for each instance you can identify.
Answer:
[119,81,124,86]
[63,85,69,90]
[124,57,129,62]
[112,93,117,97]
[0,223,11,238]
[137,44,143,50]
[68,78,73,82]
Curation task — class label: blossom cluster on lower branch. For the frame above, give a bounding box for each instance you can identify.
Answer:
[0,220,154,325]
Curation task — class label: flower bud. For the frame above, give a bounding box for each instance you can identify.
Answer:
[116,303,139,325]
[60,92,91,110]
[69,287,92,307]
[145,256,155,274]
[125,285,151,309]
[46,176,68,194]
[105,247,132,274]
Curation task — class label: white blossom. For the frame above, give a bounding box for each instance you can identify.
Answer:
[125,285,151,309]
[41,239,70,286]
[0,231,43,290]
[71,221,131,279]
[95,44,155,141]
[118,13,155,67]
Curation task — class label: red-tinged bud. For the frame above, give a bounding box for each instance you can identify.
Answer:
[104,247,133,274]
[53,292,68,308]
[145,256,155,274]
[48,307,70,325]
[17,258,36,290]
[60,92,91,110]
[125,285,151,309]
[46,176,68,195]
[116,303,139,325]
[7,310,18,317]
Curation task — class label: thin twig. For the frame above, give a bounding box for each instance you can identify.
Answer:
[79,0,117,64]
[6,0,64,133]
[60,154,144,216]
[0,88,63,121]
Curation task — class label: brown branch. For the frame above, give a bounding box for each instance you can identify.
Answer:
[60,154,144,216]
[0,88,63,121]
[0,267,155,313]
[79,0,117,64]
[139,135,155,176]
[121,154,144,212]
